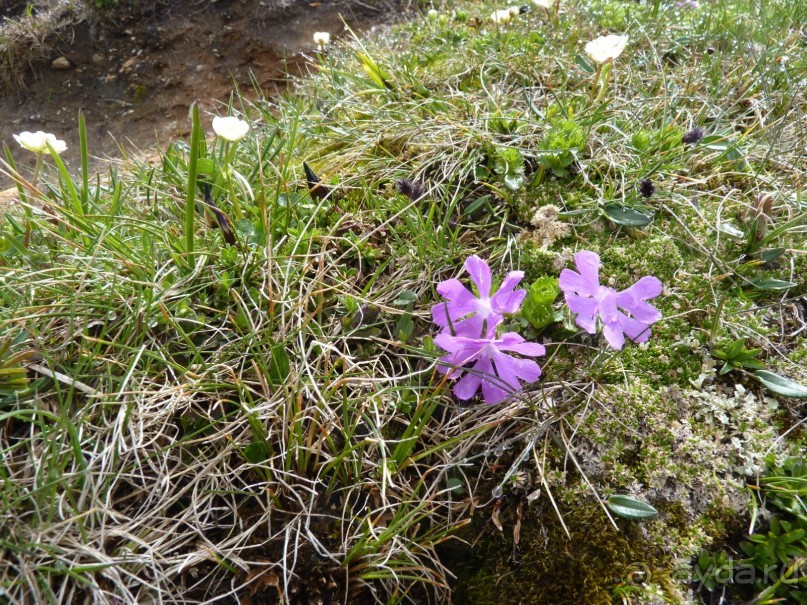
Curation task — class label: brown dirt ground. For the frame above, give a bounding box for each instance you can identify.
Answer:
[0,0,398,193]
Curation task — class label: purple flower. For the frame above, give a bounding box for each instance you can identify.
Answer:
[432,255,526,338]
[435,332,546,404]
[559,251,662,350]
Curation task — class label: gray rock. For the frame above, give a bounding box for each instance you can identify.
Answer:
[51,56,71,70]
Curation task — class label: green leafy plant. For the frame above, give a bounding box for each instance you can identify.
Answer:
[606,494,658,520]
[393,289,418,342]
[754,370,807,399]
[519,276,560,331]
[695,549,734,592]
[740,456,807,603]
[490,145,525,191]
[710,339,807,397]
[712,338,766,375]
[489,110,520,135]
[535,118,587,177]
[740,516,807,603]
[698,457,807,603]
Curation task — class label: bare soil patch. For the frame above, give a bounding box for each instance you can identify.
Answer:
[0,0,396,189]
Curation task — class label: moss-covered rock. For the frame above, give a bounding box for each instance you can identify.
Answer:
[448,375,791,604]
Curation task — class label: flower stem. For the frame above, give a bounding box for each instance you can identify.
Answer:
[590,61,613,104]
[224,141,242,218]
[593,62,612,104]
[589,63,604,101]
[32,153,43,188]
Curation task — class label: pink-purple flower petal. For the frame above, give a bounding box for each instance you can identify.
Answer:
[558,251,602,297]
[618,315,654,343]
[559,250,663,349]
[433,333,483,363]
[432,280,478,326]
[435,332,545,404]
[490,271,527,314]
[615,277,663,324]
[454,365,484,399]
[464,255,493,298]
[435,278,477,306]
[602,321,626,350]
[496,332,547,356]
[493,350,542,388]
[433,256,526,339]
[565,294,600,333]
[481,380,511,405]
[558,268,592,296]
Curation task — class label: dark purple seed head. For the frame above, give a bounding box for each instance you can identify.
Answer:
[396,179,425,201]
[639,178,656,198]
[682,127,704,145]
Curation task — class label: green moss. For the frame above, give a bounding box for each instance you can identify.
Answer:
[601,236,684,285]
[444,372,785,604]
[616,316,703,387]
[450,499,684,604]
[520,244,563,277]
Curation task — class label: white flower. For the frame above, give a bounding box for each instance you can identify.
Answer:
[13,131,67,154]
[532,0,552,7]
[427,8,439,19]
[508,6,520,17]
[313,31,331,47]
[212,116,249,142]
[491,8,513,24]
[585,34,629,64]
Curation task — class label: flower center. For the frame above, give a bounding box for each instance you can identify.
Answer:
[477,297,493,316]
[595,285,613,302]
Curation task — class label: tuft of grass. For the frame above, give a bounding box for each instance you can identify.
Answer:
[0,1,78,92]
[0,0,164,93]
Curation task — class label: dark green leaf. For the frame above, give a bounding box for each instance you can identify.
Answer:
[393,290,418,307]
[267,344,290,386]
[725,339,745,357]
[243,442,269,463]
[446,477,464,492]
[748,278,797,291]
[395,314,415,342]
[718,362,736,375]
[755,371,807,398]
[755,248,785,263]
[606,495,659,520]
[575,54,595,73]
[725,146,744,161]
[745,217,761,248]
[462,196,490,216]
[739,358,766,371]
[602,204,654,227]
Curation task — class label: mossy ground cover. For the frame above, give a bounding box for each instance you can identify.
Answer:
[1,0,805,603]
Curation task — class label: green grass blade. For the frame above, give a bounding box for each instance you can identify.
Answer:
[184,103,202,255]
